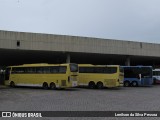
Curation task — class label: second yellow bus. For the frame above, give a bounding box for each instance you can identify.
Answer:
[78,64,124,89]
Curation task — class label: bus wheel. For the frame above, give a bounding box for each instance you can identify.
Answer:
[50,82,56,90]
[132,81,138,87]
[10,81,15,87]
[97,82,103,89]
[43,82,48,89]
[88,81,95,89]
[124,81,130,87]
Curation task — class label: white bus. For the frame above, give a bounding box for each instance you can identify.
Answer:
[153,69,160,84]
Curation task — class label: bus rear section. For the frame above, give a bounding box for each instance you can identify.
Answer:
[4,63,78,89]
[153,69,160,84]
[67,63,78,87]
[78,64,123,89]
[104,65,124,87]
[122,66,153,87]
[118,66,124,86]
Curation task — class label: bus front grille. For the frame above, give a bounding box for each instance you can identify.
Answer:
[61,80,66,86]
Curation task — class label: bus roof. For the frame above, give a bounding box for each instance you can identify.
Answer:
[153,69,160,71]
[121,66,152,68]
[7,63,76,67]
[78,64,120,67]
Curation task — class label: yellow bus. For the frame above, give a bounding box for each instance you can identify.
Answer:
[78,64,124,89]
[4,63,78,89]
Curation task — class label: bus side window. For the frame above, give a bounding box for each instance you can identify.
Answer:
[104,67,117,74]
[59,66,66,73]
[79,67,85,73]
[25,67,36,73]
[44,67,50,73]
[50,66,59,73]
[36,67,44,73]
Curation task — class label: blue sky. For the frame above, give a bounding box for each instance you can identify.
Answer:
[0,0,160,43]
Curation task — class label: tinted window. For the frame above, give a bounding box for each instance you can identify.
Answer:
[70,64,78,72]
[124,67,136,78]
[12,67,25,73]
[36,67,43,73]
[11,66,67,74]
[79,67,94,73]
[141,67,152,78]
[59,66,67,73]
[43,67,50,73]
[25,67,36,73]
[50,66,66,73]
[153,71,160,76]
[79,67,117,74]
[104,67,117,73]
[49,67,59,73]
[124,67,152,78]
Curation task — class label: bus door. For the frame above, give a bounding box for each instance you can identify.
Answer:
[140,67,153,85]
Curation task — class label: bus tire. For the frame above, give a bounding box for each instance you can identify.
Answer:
[88,81,95,89]
[132,81,138,87]
[43,82,48,90]
[97,82,103,89]
[50,82,56,90]
[124,81,130,87]
[10,81,15,87]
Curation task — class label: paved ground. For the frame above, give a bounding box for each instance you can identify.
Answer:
[0,85,160,120]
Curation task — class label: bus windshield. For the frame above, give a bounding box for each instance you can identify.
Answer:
[70,64,78,72]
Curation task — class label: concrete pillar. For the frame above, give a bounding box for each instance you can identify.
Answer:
[0,66,5,85]
[66,54,70,63]
[125,56,130,66]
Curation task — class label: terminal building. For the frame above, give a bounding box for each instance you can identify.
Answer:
[0,30,160,83]
[1,30,160,84]
[0,30,160,67]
